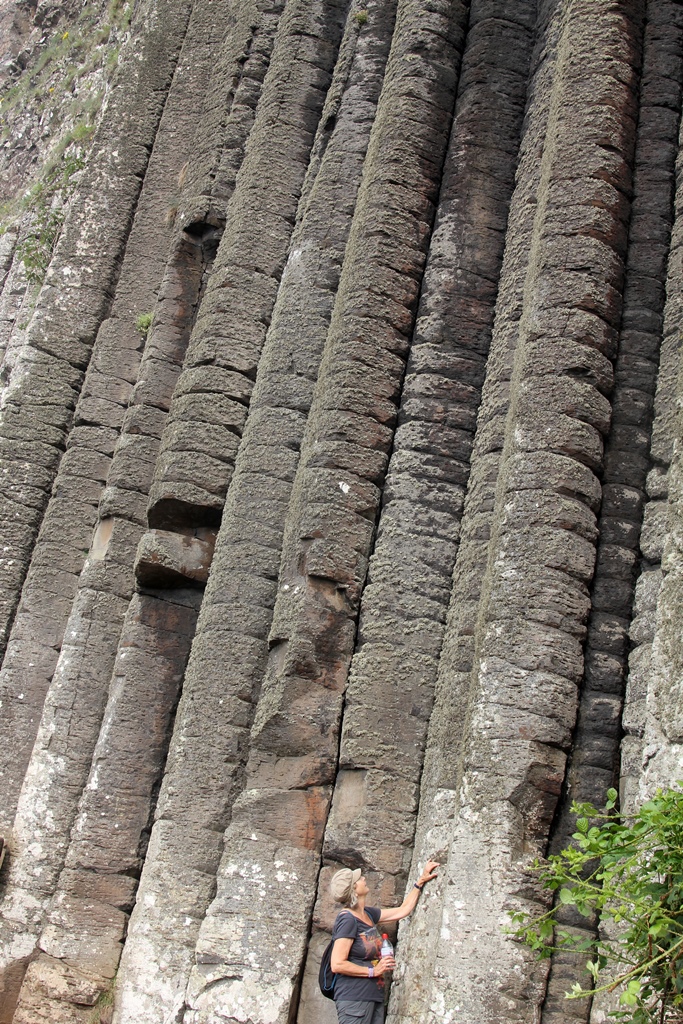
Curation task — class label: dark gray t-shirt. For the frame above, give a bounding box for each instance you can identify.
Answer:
[332,906,384,1003]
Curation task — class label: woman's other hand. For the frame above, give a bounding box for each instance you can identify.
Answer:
[417,859,439,886]
[374,956,396,976]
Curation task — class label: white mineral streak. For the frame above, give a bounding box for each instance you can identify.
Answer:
[0,663,73,975]
[185,972,291,1024]
[182,843,317,1024]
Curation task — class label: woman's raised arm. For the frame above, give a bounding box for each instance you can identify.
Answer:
[379,859,439,924]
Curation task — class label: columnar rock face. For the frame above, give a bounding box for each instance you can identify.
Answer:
[1,0,683,1022]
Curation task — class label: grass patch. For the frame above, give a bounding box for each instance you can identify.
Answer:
[0,0,135,280]
[135,312,153,336]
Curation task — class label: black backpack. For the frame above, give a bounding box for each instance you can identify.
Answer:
[318,937,337,1000]
[319,911,360,1000]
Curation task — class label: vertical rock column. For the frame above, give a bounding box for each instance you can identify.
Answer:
[3,213,216,1020]
[390,1,572,1013]
[171,0,287,235]
[0,0,226,1015]
[619,37,683,815]
[392,2,643,1023]
[0,18,208,848]
[113,3,351,1021]
[542,5,683,1022]
[0,0,193,659]
[147,0,349,529]
[8,590,202,1024]
[179,4,468,1023]
[295,4,538,1022]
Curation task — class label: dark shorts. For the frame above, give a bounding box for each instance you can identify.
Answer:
[335,1000,385,1024]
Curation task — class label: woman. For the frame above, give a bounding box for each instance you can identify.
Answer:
[329,859,439,1024]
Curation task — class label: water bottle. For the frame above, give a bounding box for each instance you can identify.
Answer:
[380,934,393,961]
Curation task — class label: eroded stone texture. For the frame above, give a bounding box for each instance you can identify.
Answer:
[542,5,683,1021]
[391,2,644,1022]
[0,0,208,842]
[178,3,469,1022]
[617,2,683,822]
[590,31,683,1022]
[297,1,537,1019]
[9,590,201,1024]
[4,1,683,1023]
[0,0,195,663]
[147,0,348,528]
[114,1,354,1019]
[0,0,226,1013]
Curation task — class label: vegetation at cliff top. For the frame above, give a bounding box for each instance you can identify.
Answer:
[0,0,133,285]
[15,137,91,285]
[510,787,683,1024]
[0,0,132,124]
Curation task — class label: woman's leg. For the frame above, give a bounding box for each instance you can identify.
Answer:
[335,1001,382,1024]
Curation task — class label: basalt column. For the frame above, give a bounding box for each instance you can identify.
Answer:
[0,0,224,1016]
[296,2,537,1021]
[595,33,683,1022]
[176,4,468,1023]
[4,0,343,1009]
[619,11,683,845]
[542,5,683,1022]
[114,1,350,1019]
[3,214,219,1023]
[393,2,643,1023]
[0,0,202,844]
[113,0,398,1010]
[0,0,194,662]
[146,0,348,530]
[4,4,683,1024]
[8,591,202,1024]
[390,0,572,1012]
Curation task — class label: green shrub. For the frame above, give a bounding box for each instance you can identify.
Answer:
[15,146,87,285]
[135,312,153,336]
[509,787,683,1024]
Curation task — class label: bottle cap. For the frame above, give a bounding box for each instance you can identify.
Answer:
[382,933,388,939]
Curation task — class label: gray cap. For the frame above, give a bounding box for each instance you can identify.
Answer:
[330,867,361,904]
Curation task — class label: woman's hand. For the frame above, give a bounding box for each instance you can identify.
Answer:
[417,859,439,887]
[378,858,442,924]
[374,956,396,976]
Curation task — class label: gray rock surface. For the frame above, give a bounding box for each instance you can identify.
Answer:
[1,0,683,1022]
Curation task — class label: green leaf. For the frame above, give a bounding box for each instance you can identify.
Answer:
[507,785,683,1018]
